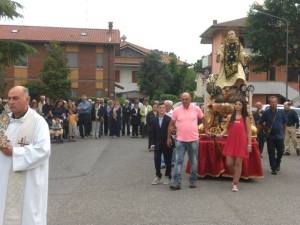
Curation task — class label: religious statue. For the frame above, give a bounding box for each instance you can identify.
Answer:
[201,30,256,136]
[215,30,247,89]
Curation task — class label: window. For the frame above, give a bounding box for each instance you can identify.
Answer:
[66,53,78,68]
[15,56,28,67]
[96,53,104,68]
[70,89,78,97]
[115,70,120,82]
[132,71,137,83]
[96,89,102,97]
[288,68,299,82]
[268,67,276,81]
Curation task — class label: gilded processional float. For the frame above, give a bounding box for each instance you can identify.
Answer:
[199,30,257,136]
[189,30,263,179]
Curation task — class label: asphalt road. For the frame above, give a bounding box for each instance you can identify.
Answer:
[48,136,300,225]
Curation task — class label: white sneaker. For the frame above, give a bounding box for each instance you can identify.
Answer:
[163,178,171,185]
[232,184,239,192]
[150,145,155,151]
[151,176,161,185]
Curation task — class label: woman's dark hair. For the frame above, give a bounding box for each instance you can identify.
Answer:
[228,99,249,126]
[55,100,63,108]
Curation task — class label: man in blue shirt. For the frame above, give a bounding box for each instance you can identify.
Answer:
[259,96,286,175]
[77,95,92,138]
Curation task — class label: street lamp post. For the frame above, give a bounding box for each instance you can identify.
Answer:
[253,9,289,99]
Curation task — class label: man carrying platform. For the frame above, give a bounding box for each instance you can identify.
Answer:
[167,92,208,190]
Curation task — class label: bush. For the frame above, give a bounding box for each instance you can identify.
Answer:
[24,81,45,100]
[193,96,204,103]
[159,94,179,103]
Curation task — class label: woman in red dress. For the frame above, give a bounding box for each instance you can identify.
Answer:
[220,99,252,192]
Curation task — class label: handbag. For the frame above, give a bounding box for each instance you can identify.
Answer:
[263,111,277,138]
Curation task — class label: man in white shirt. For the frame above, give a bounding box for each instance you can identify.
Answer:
[164,100,173,117]
[37,95,46,116]
[0,86,51,225]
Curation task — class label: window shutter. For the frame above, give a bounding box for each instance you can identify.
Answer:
[115,70,120,82]
[132,71,137,83]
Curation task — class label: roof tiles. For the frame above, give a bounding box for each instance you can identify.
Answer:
[0,25,120,44]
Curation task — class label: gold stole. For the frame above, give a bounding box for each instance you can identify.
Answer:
[4,109,37,225]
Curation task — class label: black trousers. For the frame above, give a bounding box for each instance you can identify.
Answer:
[122,118,130,135]
[154,145,172,178]
[266,137,284,171]
[99,121,104,137]
[78,114,90,137]
[110,119,121,137]
[140,122,147,138]
[63,119,68,139]
[104,116,108,135]
[132,124,139,137]
[148,128,154,149]
[257,131,265,154]
[87,118,92,135]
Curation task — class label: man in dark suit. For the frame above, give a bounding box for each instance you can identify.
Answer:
[146,103,158,151]
[122,100,131,136]
[98,98,105,137]
[253,101,265,155]
[130,101,140,138]
[104,100,113,136]
[151,103,172,185]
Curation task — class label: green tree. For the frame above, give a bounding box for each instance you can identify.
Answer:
[246,0,300,73]
[0,0,35,95]
[39,41,71,100]
[137,50,171,99]
[0,0,22,19]
[0,68,6,95]
[182,66,197,92]
[167,56,184,95]
[159,94,179,103]
[193,59,204,74]
[24,81,45,100]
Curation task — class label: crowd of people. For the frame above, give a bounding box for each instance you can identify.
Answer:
[0,95,175,146]
[1,91,300,193]
[1,85,300,225]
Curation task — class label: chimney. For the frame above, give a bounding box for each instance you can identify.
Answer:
[108,21,113,30]
[213,20,217,25]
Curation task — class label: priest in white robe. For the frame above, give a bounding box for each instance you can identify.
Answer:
[0,86,51,225]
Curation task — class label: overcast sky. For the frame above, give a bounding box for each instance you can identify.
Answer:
[2,0,264,63]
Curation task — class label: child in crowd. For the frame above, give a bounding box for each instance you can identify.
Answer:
[50,116,64,143]
[68,109,78,141]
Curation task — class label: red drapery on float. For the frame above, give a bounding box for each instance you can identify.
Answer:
[186,136,264,179]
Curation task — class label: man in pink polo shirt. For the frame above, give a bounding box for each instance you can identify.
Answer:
[167,92,207,190]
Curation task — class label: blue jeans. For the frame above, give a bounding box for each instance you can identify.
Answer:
[172,140,199,185]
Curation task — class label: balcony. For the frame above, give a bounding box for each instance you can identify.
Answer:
[202,55,212,69]
[249,80,299,100]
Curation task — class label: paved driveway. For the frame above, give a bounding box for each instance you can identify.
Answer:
[48,136,300,225]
